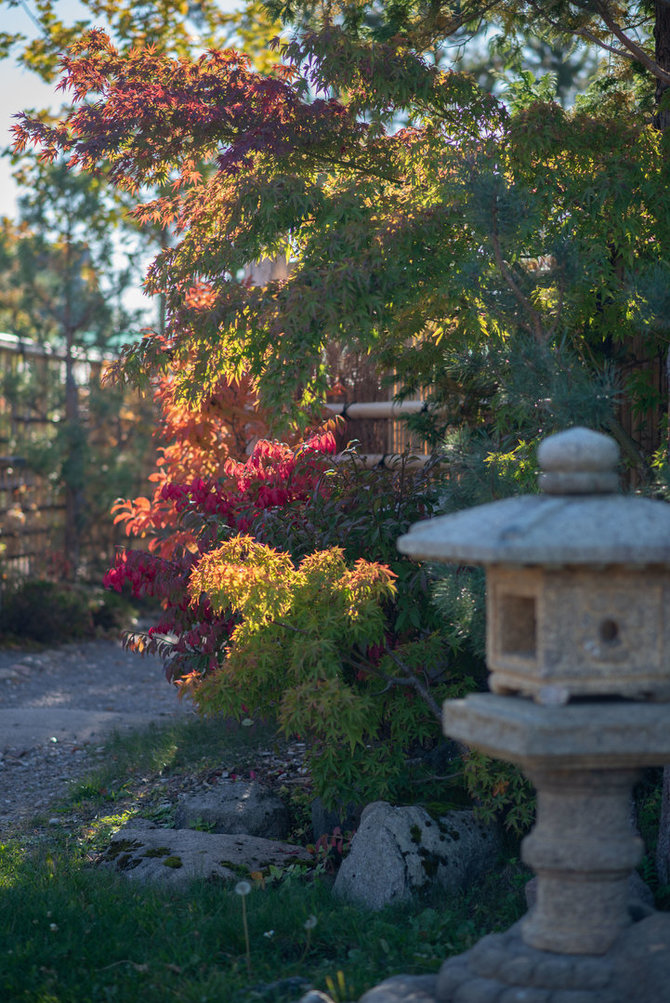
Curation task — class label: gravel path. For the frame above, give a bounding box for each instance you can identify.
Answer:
[0,638,194,833]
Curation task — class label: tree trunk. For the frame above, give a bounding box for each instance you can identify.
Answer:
[655,0,670,130]
[63,340,82,578]
[652,0,670,888]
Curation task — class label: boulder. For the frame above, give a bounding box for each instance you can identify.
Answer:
[174,779,290,839]
[99,821,310,884]
[333,802,500,911]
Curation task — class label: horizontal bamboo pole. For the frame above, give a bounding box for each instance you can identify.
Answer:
[324,400,428,420]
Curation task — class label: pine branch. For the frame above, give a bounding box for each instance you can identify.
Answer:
[490,195,546,344]
[593,0,670,83]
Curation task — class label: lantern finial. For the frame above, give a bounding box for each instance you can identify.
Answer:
[538,426,620,494]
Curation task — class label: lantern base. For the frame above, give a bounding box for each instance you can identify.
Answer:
[359,911,670,1002]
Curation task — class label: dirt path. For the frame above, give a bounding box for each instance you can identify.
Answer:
[0,638,194,833]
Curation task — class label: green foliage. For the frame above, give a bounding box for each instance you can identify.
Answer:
[0,578,139,642]
[431,565,487,672]
[187,537,458,806]
[462,749,535,836]
[0,579,94,643]
[0,0,281,78]
[16,14,666,460]
[247,450,445,634]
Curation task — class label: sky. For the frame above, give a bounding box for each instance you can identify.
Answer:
[0,0,241,219]
[0,1,88,218]
[0,0,239,322]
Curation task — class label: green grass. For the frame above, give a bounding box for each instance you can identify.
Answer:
[0,718,529,1003]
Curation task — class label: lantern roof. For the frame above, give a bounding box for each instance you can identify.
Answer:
[397,427,670,567]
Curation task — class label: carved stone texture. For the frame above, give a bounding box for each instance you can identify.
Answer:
[537,426,620,495]
[441,694,666,957]
[520,768,642,955]
[427,912,670,1003]
[487,566,670,701]
[441,694,670,772]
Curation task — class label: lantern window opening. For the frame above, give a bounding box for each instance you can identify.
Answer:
[499,593,538,660]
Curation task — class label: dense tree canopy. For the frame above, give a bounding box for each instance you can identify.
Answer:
[11,3,668,472]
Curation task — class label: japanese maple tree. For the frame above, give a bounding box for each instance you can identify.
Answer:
[12,7,669,469]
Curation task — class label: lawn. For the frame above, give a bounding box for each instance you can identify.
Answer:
[0,716,529,1003]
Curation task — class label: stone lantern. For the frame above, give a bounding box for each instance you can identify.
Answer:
[401,427,670,704]
[360,427,670,1003]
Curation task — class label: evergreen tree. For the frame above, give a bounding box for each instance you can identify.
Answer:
[0,154,146,574]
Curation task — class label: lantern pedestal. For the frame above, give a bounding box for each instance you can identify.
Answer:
[521,765,642,955]
[430,694,670,1002]
[362,695,670,1003]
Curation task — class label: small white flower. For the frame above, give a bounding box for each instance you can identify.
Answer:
[49,923,59,932]
[304,914,317,930]
[235,880,251,896]
[263,930,275,939]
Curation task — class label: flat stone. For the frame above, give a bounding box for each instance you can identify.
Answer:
[497,955,536,985]
[436,959,471,999]
[99,824,310,884]
[498,989,549,1003]
[174,780,290,839]
[358,974,438,1002]
[453,976,503,1002]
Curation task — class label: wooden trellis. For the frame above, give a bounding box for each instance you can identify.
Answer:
[0,332,154,581]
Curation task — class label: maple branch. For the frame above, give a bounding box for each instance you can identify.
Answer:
[344,646,443,724]
[315,151,399,184]
[575,26,636,60]
[380,645,443,722]
[274,618,311,636]
[408,0,501,52]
